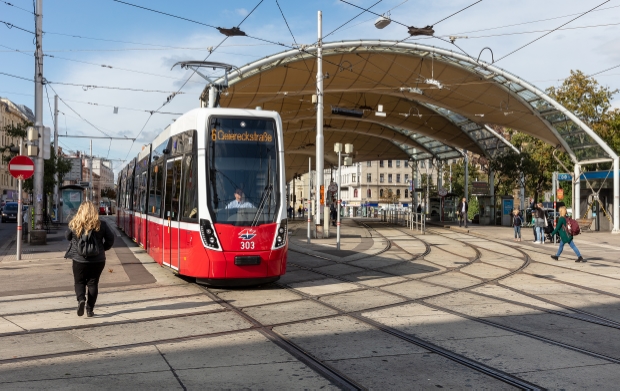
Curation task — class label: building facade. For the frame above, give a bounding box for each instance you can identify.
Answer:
[289,158,442,216]
[0,98,34,202]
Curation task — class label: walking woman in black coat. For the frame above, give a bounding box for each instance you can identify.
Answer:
[65,202,115,317]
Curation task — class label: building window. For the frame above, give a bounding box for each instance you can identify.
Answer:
[396,189,401,197]
[367,189,371,198]
[405,189,409,198]
[396,160,400,167]
[354,189,358,197]
[367,173,372,183]
[388,174,392,183]
[380,173,384,183]
[396,174,401,183]
[388,160,392,168]
[404,160,409,168]
[380,189,384,197]
[379,160,384,167]
[405,174,409,182]
[420,160,425,168]
[367,161,372,167]
[352,174,356,183]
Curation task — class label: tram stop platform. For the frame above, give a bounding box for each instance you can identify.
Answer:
[1,216,620,390]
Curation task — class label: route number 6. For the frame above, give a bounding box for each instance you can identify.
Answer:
[241,241,255,250]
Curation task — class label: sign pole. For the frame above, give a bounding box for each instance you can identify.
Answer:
[16,140,24,260]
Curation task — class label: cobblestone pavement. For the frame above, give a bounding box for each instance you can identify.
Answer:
[1,216,619,389]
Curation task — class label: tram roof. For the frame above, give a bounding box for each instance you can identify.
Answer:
[202,40,618,179]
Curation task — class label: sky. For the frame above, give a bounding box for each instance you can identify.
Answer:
[1,0,619,176]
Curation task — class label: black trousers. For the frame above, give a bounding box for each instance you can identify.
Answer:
[72,261,106,309]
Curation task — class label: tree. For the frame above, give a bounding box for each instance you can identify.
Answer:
[23,145,72,196]
[0,121,29,163]
[488,150,539,197]
[101,187,116,199]
[380,188,399,205]
[442,159,481,198]
[547,70,620,157]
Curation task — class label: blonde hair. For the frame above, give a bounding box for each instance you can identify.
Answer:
[559,206,567,217]
[68,202,101,236]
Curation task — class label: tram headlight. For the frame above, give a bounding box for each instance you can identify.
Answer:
[274,219,287,248]
[200,219,219,249]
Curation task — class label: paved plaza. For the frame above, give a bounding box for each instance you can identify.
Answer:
[1,217,620,389]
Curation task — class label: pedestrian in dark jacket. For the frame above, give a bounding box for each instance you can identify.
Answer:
[550,206,584,262]
[65,202,115,317]
[456,197,468,228]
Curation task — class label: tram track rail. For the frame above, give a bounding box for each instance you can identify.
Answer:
[276,220,620,386]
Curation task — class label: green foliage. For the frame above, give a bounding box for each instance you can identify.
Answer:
[23,145,72,195]
[547,70,620,157]
[101,187,117,199]
[468,196,479,220]
[0,121,30,163]
[442,159,481,198]
[380,188,399,204]
[488,150,539,197]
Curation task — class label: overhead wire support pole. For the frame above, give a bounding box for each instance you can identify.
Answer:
[32,0,46,244]
[53,95,59,222]
[16,140,24,260]
[315,10,324,235]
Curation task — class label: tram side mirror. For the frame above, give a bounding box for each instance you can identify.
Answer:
[163,148,171,154]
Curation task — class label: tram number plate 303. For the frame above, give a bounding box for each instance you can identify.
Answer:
[240,241,255,250]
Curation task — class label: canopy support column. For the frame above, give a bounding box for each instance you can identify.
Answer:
[489,168,495,224]
[464,151,469,201]
[574,163,581,220]
[315,11,324,230]
[614,157,619,233]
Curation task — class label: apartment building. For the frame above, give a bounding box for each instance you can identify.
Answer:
[0,98,34,202]
[289,158,441,216]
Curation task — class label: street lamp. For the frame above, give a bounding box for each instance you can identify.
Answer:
[334,142,353,250]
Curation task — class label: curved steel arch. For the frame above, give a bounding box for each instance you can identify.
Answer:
[206,39,619,232]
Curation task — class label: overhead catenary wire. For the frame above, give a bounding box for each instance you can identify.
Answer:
[116,0,265,160]
[275,0,312,74]
[0,19,35,34]
[1,0,35,14]
[111,0,218,29]
[430,0,483,26]
[47,83,114,139]
[322,0,384,40]
[494,0,611,63]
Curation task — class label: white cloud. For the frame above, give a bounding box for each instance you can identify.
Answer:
[236,8,249,17]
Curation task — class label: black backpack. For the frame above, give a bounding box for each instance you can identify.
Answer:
[77,229,100,258]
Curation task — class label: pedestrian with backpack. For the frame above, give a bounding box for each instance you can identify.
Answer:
[550,205,584,262]
[65,202,115,317]
[512,208,522,241]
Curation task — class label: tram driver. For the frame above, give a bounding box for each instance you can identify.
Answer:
[225,188,255,209]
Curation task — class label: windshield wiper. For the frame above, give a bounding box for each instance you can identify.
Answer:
[251,184,272,227]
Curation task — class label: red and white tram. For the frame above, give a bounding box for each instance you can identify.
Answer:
[116,108,288,286]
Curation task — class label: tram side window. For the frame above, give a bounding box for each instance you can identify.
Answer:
[138,172,147,213]
[148,161,164,217]
[133,172,140,211]
[181,153,198,222]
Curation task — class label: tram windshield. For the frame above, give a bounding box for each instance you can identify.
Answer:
[207,116,279,226]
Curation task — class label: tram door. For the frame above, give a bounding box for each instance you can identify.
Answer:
[163,157,182,270]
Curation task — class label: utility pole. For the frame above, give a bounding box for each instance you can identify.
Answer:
[315,10,324,232]
[53,95,59,221]
[31,0,46,244]
[90,141,93,202]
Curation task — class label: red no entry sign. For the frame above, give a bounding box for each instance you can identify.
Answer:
[9,155,35,180]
